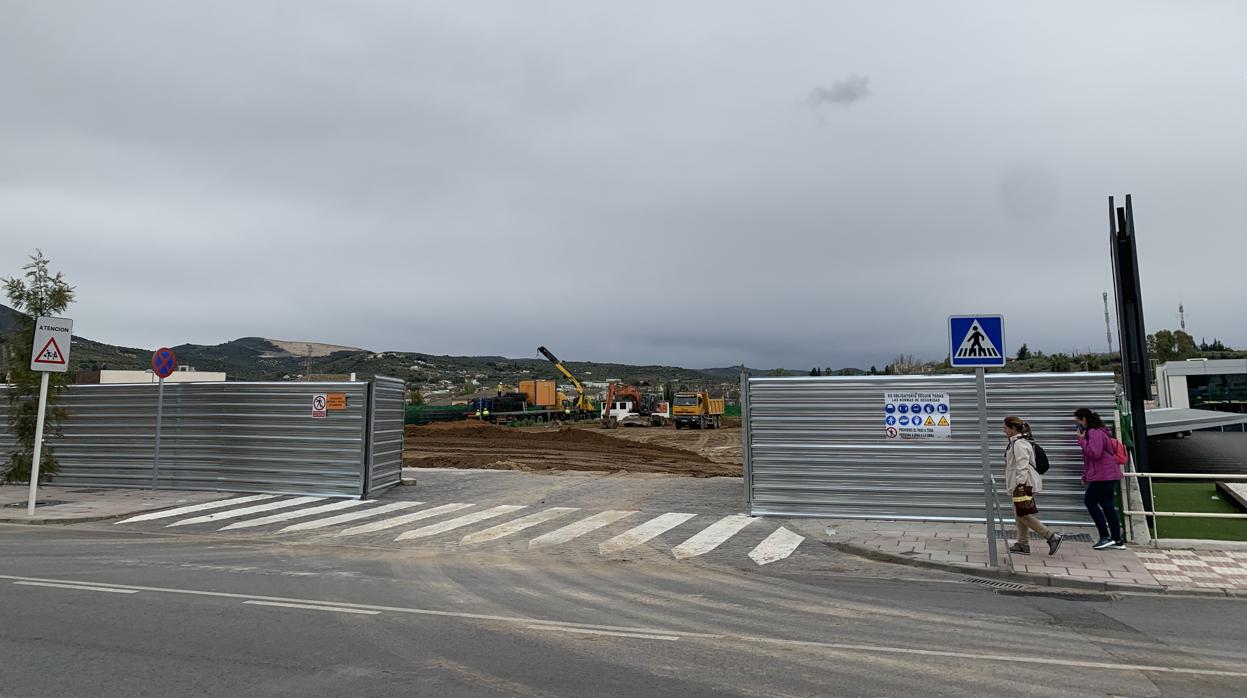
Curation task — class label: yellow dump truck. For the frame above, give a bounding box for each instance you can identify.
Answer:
[672,392,725,430]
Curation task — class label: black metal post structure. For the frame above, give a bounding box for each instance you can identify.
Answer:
[1108,195,1153,509]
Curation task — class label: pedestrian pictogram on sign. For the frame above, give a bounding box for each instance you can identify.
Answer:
[34,337,66,366]
[312,394,328,419]
[948,315,1006,368]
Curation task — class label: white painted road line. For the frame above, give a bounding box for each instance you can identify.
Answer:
[219,499,373,531]
[116,495,276,524]
[14,581,139,594]
[461,507,580,545]
[528,510,638,549]
[4,573,1247,679]
[598,512,697,555]
[278,501,425,533]
[394,505,528,542]
[337,503,474,537]
[166,497,326,528]
[671,514,755,560]
[525,625,680,641]
[244,600,380,615]
[747,527,805,566]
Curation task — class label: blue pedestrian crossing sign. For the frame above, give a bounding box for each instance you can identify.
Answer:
[949,315,1005,367]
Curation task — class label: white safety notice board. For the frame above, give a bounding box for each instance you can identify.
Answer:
[883,392,951,440]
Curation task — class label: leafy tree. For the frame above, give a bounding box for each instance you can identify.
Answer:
[1200,338,1229,352]
[767,368,789,377]
[1148,329,1199,364]
[1047,353,1072,372]
[407,387,424,406]
[1016,343,1030,361]
[809,367,821,376]
[3,251,75,484]
[868,365,878,375]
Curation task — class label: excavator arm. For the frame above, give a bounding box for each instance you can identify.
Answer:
[538,346,592,410]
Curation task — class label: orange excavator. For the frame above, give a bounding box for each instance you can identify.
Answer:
[601,383,668,428]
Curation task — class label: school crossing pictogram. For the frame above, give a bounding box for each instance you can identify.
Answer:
[33,337,66,365]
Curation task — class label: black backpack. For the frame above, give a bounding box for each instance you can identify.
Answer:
[1032,441,1050,475]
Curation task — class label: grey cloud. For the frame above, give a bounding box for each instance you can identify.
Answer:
[807,77,871,108]
[1,2,1245,371]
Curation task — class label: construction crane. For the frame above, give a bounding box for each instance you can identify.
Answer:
[538,346,593,411]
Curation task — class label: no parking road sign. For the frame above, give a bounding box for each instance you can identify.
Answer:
[152,347,177,378]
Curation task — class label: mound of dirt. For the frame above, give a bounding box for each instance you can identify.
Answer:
[403,420,739,477]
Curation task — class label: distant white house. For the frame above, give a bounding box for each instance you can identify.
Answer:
[76,366,227,384]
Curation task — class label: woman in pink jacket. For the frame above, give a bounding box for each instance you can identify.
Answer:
[1075,408,1125,550]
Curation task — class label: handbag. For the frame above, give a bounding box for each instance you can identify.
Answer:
[1012,484,1038,517]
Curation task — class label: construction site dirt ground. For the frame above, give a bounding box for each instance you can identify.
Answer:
[403,420,743,477]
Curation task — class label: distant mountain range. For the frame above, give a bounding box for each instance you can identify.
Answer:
[0,304,778,388]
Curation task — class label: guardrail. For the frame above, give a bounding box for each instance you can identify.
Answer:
[1122,472,1247,541]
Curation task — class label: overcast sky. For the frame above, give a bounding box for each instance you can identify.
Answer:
[2,1,1245,370]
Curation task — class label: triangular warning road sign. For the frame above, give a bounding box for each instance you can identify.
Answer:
[938,416,949,426]
[924,416,935,426]
[34,337,66,365]
[954,320,1001,359]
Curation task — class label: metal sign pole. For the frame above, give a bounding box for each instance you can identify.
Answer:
[26,372,51,516]
[976,367,998,567]
[152,375,165,490]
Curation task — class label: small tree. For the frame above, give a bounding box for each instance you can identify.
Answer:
[1016,343,1030,361]
[3,251,75,484]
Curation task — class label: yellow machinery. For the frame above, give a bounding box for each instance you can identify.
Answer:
[672,392,725,429]
[538,346,594,411]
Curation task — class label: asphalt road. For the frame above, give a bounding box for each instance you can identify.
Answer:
[3,522,1247,697]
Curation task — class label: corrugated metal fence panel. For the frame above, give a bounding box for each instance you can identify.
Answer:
[745,373,1117,524]
[0,393,16,465]
[367,375,405,495]
[9,382,371,498]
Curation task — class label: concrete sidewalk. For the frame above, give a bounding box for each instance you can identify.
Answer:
[0,485,228,524]
[819,519,1247,596]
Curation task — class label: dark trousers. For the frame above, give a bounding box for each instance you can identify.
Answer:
[1084,480,1122,542]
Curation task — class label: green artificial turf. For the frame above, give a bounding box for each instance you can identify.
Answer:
[1150,481,1247,542]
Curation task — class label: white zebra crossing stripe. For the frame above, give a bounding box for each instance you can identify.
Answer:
[747,527,804,566]
[461,508,580,545]
[394,505,527,542]
[671,514,754,560]
[277,501,425,533]
[219,499,374,531]
[166,497,326,528]
[528,510,638,549]
[116,495,277,524]
[598,513,697,555]
[336,503,474,537]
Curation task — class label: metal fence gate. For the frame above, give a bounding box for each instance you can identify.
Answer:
[742,373,1116,523]
[0,376,405,499]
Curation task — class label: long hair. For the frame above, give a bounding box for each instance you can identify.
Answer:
[1074,408,1106,430]
[1003,415,1034,441]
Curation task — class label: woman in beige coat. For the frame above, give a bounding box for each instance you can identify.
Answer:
[1003,416,1064,556]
